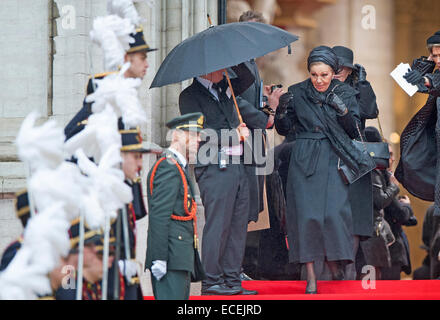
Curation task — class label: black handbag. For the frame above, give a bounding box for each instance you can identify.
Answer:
[338,157,368,185]
[355,118,390,170]
[338,119,390,184]
[352,140,390,170]
[191,248,206,282]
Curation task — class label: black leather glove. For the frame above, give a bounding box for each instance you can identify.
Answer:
[403,68,425,86]
[411,56,436,75]
[326,92,348,115]
[425,72,440,89]
[354,63,367,82]
[277,92,293,114]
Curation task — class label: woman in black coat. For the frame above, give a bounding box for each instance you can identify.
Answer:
[332,46,378,279]
[275,46,375,294]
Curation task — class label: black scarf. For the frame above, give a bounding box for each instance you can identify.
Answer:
[304,80,375,175]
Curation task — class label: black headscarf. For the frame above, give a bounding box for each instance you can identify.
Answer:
[427,30,440,45]
[307,46,339,73]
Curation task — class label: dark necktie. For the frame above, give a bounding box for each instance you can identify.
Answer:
[212,79,228,101]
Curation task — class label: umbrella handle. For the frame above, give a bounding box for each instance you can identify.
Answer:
[224,70,243,124]
[224,70,245,142]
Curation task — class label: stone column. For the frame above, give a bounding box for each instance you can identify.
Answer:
[316,0,395,141]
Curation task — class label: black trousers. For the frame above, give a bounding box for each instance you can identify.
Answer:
[196,164,250,289]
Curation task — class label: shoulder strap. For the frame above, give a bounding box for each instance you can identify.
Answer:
[149,157,167,196]
[149,157,196,217]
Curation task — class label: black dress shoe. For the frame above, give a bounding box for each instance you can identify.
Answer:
[239,272,253,281]
[229,285,258,295]
[331,270,345,281]
[201,284,241,296]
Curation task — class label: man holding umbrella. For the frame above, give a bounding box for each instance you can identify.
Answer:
[179,65,262,295]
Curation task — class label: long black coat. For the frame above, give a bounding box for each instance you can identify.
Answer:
[395,70,440,213]
[274,79,361,264]
[345,76,378,238]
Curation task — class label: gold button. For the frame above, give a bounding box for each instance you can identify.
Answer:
[178,236,183,240]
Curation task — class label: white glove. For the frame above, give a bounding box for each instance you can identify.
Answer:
[118,260,138,283]
[151,260,167,281]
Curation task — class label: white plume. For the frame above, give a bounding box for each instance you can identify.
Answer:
[107,0,148,26]
[89,15,135,71]
[22,202,71,268]
[63,105,121,161]
[75,146,133,228]
[86,71,147,129]
[0,248,52,299]
[29,162,85,221]
[0,202,70,300]
[15,111,65,171]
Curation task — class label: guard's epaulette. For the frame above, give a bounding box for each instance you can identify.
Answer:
[85,71,118,96]
[77,119,88,127]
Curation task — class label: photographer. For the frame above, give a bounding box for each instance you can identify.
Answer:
[382,193,417,280]
[404,30,440,97]
[332,46,378,131]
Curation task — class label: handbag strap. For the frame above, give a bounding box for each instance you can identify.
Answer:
[355,122,367,152]
[376,116,386,142]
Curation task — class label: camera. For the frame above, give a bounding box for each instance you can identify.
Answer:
[218,150,227,170]
[270,84,283,93]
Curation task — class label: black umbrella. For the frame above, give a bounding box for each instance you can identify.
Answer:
[150,21,299,88]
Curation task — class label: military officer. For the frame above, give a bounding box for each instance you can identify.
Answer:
[145,112,204,300]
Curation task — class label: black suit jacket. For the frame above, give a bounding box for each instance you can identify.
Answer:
[179,64,268,166]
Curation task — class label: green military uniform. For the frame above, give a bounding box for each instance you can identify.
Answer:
[145,113,204,300]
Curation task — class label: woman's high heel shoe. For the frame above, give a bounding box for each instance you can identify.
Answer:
[305,279,317,294]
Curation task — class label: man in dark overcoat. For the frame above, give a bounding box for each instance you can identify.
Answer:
[179,63,270,295]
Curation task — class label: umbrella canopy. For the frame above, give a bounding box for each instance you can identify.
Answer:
[150,21,299,88]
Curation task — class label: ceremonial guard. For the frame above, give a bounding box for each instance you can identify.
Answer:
[55,219,116,300]
[60,15,156,299]
[145,113,205,300]
[64,26,156,140]
[0,189,31,271]
[117,127,153,299]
